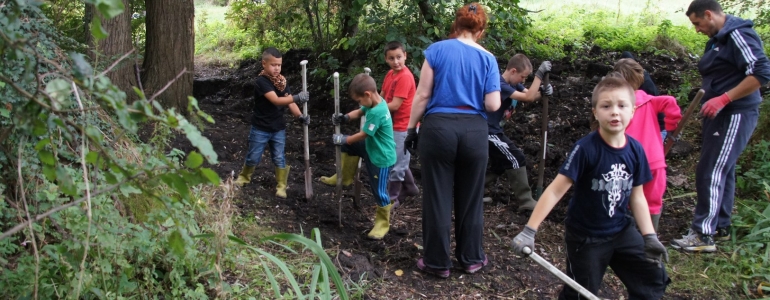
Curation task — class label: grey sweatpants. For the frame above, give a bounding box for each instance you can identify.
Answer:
[389,130,411,181]
[693,108,758,235]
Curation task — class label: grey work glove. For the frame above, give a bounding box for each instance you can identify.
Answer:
[332,113,349,125]
[404,127,418,155]
[643,233,669,266]
[535,61,552,80]
[332,134,347,146]
[512,225,537,256]
[292,91,309,104]
[539,83,553,96]
[297,114,310,125]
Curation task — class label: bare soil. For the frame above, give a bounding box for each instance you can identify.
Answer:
[183,48,725,299]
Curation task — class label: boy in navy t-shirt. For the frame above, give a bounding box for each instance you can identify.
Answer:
[512,76,670,299]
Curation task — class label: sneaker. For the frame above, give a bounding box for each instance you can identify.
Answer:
[417,258,450,278]
[463,256,489,274]
[671,229,716,253]
[483,197,493,203]
[714,227,731,242]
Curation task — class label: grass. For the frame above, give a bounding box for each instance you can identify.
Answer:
[520,0,694,25]
[195,2,228,24]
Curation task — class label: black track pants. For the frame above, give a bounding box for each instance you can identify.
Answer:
[419,113,488,269]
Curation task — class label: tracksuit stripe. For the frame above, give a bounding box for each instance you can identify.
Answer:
[380,167,390,206]
[731,31,758,75]
[489,135,519,169]
[702,114,740,235]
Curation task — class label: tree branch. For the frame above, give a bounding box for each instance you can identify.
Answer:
[148,68,187,102]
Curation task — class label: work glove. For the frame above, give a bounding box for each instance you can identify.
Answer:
[642,233,669,267]
[404,127,418,155]
[332,134,347,146]
[539,83,553,96]
[700,93,731,119]
[332,113,349,125]
[297,114,310,125]
[512,225,537,256]
[292,91,310,105]
[535,61,552,80]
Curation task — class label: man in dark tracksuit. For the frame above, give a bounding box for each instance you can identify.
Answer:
[672,0,770,253]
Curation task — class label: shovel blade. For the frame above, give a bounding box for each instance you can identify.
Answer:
[304,165,313,200]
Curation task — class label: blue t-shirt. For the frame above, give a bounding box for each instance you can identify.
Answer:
[423,39,500,118]
[487,77,524,134]
[560,131,652,237]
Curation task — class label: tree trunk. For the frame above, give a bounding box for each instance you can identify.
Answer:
[417,0,441,39]
[86,0,137,100]
[142,0,194,114]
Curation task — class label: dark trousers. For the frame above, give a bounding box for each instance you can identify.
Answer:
[488,133,527,174]
[419,113,488,269]
[559,221,670,300]
[693,109,758,235]
[343,141,392,207]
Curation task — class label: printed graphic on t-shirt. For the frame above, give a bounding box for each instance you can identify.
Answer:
[591,163,633,217]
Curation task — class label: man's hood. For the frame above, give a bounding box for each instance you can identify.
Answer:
[715,15,754,42]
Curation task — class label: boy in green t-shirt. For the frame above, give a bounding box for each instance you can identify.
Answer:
[320,73,396,239]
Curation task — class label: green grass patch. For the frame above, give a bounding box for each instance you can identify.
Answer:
[520,0,693,25]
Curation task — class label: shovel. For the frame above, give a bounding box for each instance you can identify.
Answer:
[351,67,372,208]
[522,246,600,300]
[333,72,343,226]
[664,89,704,156]
[300,60,313,200]
[534,73,550,199]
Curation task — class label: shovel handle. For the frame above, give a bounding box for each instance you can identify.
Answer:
[522,247,600,300]
[664,89,704,156]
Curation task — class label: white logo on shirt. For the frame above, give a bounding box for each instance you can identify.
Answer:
[591,163,632,217]
[368,124,375,131]
[714,47,719,51]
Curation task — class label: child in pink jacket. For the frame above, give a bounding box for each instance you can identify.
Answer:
[612,59,682,232]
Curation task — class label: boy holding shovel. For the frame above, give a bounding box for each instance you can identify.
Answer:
[483,54,552,213]
[321,74,396,240]
[234,47,309,199]
[512,76,670,299]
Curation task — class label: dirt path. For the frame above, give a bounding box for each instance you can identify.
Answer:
[186,49,706,299]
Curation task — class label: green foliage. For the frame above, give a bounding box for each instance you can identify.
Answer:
[518,9,708,59]
[737,140,770,195]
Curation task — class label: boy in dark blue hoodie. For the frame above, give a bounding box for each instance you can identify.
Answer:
[672,0,770,253]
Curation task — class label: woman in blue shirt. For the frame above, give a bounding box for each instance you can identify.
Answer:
[405,2,501,278]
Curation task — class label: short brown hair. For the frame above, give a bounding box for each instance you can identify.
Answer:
[612,58,644,90]
[686,0,722,18]
[384,41,405,55]
[349,73,377,97]
[591,76,636,107]
[506,54,532,72]
[448,2,487,38]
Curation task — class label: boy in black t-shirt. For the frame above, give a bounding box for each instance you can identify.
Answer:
[512,76,670,299]
[234,47,309,199]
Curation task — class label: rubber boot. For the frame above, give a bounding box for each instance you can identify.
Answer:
[235,165,256,186]
[367,204,392,240]
[397,169,419,204]
[319,153,360,187]
[275,166,290,198]
[483,172,501,203]
[651,213,661,233]
[389,181,403,208]
[507,168,537,212]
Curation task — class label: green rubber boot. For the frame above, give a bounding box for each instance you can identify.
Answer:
[235,165,256,186]
[320,153,360,187]
[507,168,537,212]
[275,166,290,198]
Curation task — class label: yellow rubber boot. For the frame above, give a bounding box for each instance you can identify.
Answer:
[367,204,392,240]
[235,165,256,186]
[319,153,360,187]
[275,166,290,198]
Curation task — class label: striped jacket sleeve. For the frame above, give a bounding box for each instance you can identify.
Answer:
[730,28,770,86]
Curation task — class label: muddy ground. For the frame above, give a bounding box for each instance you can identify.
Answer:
[185,48,718,299]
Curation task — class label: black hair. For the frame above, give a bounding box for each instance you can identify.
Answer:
[384,41,405,55]
[686,0,723,17]
[261,47,282,60]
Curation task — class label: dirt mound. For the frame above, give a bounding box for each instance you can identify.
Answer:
[187,47,709,298]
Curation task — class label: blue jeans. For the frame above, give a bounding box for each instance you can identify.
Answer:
[245,126,286,168]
